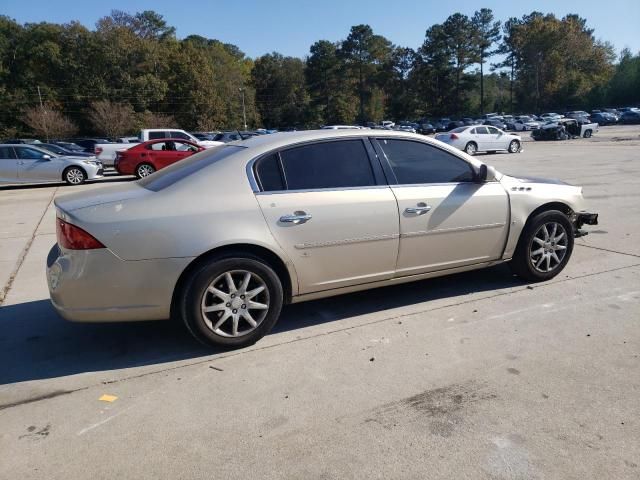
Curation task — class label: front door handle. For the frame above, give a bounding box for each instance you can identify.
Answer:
[404,203,432,215]
[279,211,312,224]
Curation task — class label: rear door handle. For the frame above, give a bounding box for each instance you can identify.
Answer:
[404,203,432,215]
[279,211,312,224]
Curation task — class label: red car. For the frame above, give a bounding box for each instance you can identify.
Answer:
[115,139,205,178]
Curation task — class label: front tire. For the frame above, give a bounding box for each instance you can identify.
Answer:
[510,210,574,282]
[63,166,86,185]
[179,256,284,348]
[508,139,520,153]
[584,129,592,138]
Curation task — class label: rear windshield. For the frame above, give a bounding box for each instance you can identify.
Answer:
[450,127,468,133]
[138,145,245,192]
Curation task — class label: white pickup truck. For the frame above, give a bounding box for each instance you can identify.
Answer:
[94,129,224,167]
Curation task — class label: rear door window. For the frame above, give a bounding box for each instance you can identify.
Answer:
[278,140,375,190]
[148,131,166,140]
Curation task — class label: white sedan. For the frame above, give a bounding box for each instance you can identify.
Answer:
[435,126,522,155]
[512,117,542,131]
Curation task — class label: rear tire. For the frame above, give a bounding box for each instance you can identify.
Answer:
[178,255,284,348]
[509,210,574,282]
[135,163,156,178]
[63,166,86,185]
[464,142,477,155]
[508,140,520,153]
[584,129,592,138]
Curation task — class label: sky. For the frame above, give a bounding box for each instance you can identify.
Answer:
[3,0,639,59]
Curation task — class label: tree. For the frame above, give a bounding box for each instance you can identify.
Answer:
[137,111,176,128]
[442,13,476,115]
[88,100,136,138]
[252,53,308,128]
[22,104,77,140]
[472,9,501,114]
[339,25,392,123]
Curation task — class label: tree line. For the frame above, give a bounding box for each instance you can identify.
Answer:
[0,9,638,137]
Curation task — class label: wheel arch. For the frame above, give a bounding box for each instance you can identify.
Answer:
[170,243,295,321]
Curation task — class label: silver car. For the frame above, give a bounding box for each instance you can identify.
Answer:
[47,130,598,348]
[0,144,103,185]
[435,126,522,155]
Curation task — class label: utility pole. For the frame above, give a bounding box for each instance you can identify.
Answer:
[239,88,247,130]
[37,85,49,141]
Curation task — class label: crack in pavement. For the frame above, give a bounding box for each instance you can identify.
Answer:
[575,243,640,259]
[0,187,58,306]
[2,259,639,412]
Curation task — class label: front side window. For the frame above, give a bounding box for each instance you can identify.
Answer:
[487,126,500,134]
[376,139,474,184]
[170,131,191,140]
[278,140,375,190]
[16,147,49,160]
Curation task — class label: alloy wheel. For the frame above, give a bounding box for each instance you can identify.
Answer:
[66,168,84,185]
[509,140,520,153]
[137,164,155,177]
[465,143,476,155]
[200,270,270,338]
[530,222,568,273]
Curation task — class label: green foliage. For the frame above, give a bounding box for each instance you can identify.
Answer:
[0,9,633,136]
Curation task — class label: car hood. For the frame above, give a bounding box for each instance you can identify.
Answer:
[507,175,570,185]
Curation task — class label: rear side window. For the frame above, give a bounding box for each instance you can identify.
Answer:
[475,126,489,134]
[139,145,244,191]
[148,131,165,140]
[279,140,375,190]
[0,146,17,159]
[376,139,474,184]
[255,153,284,191]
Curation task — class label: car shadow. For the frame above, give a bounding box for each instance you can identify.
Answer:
[0,264,523,385]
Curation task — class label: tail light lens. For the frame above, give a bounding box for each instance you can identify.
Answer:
[95,146,102,155]
[56,218,105,250]
[450,133,459,140]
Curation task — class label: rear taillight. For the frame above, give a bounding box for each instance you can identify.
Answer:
[95,146,102,155]
[56,218,105,250]
[450,133,459,140]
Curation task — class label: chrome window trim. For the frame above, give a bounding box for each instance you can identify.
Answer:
[255,185,391,195]
[247,136,381,193]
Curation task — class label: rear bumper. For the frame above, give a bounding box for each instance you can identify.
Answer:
[46,244,193,322]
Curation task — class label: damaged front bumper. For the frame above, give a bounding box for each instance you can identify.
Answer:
[572,211,599,237]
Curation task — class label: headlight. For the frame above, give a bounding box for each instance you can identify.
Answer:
[82,160,100,166]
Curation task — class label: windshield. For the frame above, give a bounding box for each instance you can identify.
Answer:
[138,145,245,192]
[40,144,66,155]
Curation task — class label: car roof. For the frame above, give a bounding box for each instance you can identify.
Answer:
[235,129,483,166]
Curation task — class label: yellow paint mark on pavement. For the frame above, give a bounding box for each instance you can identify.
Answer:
[99,394,118,403]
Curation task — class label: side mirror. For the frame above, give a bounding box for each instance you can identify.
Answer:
[42,154,51,160]
[476,164,488,182]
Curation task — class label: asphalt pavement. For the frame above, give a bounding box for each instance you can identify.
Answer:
[0,125,638,479]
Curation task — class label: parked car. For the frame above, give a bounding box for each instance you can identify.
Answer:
[417,123,435,135]
[435,126,522,155]
[512,116,541,131]
[95,129,223,167]
[532,118,598,140]
[381,120,395,128]
[116,137,141,144]
[461,117,475,126]
[446,120,465,131]
[0,144,103,185]
[540,113,563,122]
[37,143,95,158]
[589,113,616,126]
[114,139,205,178]
[484,118,508,130]
[619,110,640,124]
[66,138,112,153]
[564,111,589,120]
[4,138,41,144]
[52,141,86,153]
[46,130,599,348]
[434,119,451,132]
